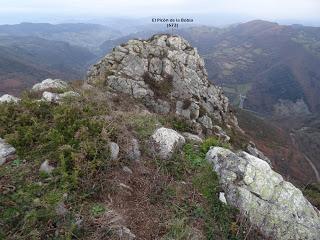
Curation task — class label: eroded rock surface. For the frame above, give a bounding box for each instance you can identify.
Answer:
[87,34,238,131]
[206,147,320,240]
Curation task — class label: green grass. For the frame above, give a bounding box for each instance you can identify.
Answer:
[156,139,242,239]
[0,94,115,239]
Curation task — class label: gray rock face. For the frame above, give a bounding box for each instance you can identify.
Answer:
[0,94,20,103]
[206,147,320,240]
[0,138,16,165]
[149,127,185,160]
[32,79,68,92]
[87,34,238,130]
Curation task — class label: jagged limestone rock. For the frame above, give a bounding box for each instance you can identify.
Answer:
[0,138,16,165]
[0,94,20,103]
[149,127,185,160]
[32,78,68,92]
[206,147,320,240]
[87,34,238,131]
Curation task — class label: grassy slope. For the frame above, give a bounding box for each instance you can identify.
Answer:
[0,86,262,239]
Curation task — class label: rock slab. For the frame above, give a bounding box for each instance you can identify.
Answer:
[206,147,320,240]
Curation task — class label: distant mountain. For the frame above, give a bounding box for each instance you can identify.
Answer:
[0,23,122,53]
[102,21,320,117]
[175,21,320,117]
[0,36,96,95]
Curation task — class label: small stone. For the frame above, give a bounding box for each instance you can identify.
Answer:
[123,166,133,174]
[39,160,55,174]
[108,142,120,160]
[219,192,227,204]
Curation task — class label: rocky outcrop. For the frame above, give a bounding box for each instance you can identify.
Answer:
[0,94,20,103]
[0,138,16,165]
[149,127,185,160]
[87,34,238,132]
[206,147,320,240]
[32,78,68,92]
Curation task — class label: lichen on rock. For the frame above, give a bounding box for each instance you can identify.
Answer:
[206,147,320,240]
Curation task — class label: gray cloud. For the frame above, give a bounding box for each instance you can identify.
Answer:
[0,0,319,24]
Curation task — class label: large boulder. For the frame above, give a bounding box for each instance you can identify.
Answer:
[0,138,16,165]
[149,127,185,160]
[87,34,238,131]
[206,147,320,240]
[0,94,20,103]
[32,79,68,92]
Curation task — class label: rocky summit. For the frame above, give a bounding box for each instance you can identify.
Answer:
[87,34,238,134]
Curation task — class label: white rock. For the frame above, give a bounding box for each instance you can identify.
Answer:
[206,147,320,240]
[42,91,60,102]
[39,160,55,174]
[32,79,68,91]
[0,94,20,103]
[219,192,227,204]
[0,138,16,165]
[108,142,120,160]
[149,127,185,160]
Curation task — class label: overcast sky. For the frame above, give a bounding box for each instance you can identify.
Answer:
[0,0,319,25]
